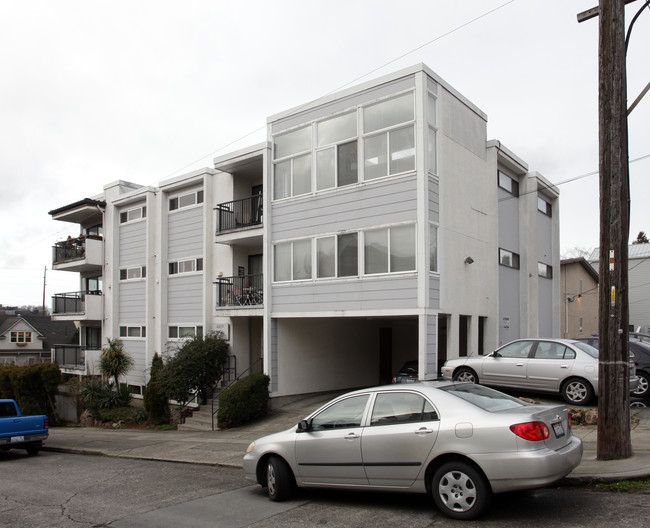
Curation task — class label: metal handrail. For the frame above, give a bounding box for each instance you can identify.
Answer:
[211,357,264,430]
[215,275,263,307]
[215,195,263,233]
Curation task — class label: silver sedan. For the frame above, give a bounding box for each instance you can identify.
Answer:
[441,338,639,406]
[243,382,582,520]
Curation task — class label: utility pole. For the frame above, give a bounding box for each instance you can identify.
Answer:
[579,0,632,460]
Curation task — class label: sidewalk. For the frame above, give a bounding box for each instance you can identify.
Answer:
[42,403,650,485]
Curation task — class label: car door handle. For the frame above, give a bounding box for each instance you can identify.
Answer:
[414,428,434,435]
[344,432,360,440]
[560,364,569,369]
[516,363,524,367]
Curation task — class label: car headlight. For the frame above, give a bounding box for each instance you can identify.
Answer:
[246,442,256,454]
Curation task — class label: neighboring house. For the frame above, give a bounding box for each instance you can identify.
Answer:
[49,63,560,399]
[0,315,76,366]
[560,258,599,338]
[589,243,650,333]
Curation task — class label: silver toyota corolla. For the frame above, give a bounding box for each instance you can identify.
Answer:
[243,382,582,520]
[441,338,639,406]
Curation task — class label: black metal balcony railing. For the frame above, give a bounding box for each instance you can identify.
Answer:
[215,195,263,233]
[53,345,85,368]
[216,274,263,307]
[52,235,102,265]
[52,291,101,315]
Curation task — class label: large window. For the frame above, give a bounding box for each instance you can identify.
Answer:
[430,224,438,272]
[538,262,552,279]
[364,225,415,274]
[168,325,203,339]
[498,171,519,196]
[10,331,31,343]
[272,91,416,200]
[363,93,415,180]
[169,258,203,275]
[274,239,313,282]
[427,92,438,175]
[119,326,146,338]
[537,196,552,216]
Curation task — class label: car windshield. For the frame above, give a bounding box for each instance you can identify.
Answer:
[399,361,418,374]
[440,384,527,412]
[573,341,599,359]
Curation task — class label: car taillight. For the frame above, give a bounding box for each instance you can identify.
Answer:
[44,418,49,429]
[567,411,572,430]
[509,422,549,441]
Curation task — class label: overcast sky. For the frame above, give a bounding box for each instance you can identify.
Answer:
[1,0,649,307]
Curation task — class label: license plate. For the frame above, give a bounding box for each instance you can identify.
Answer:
[11,436,25,443]
[552,422,565,438]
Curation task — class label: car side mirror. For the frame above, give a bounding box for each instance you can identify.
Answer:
[492,351,501,358]
[297,419,313,433]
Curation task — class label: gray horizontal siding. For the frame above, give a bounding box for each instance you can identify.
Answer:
[124,340,146,385]
[429,177,439,224]
[271,174,418,240]
[168,207,204,261]
[119,221,146,267]
[119,281,146,323]
[426,315,438,376]
[429,275,440,308]
[167,274,203,321]
[272,275,418,313]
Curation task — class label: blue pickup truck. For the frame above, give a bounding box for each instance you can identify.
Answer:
[0,399,49,456]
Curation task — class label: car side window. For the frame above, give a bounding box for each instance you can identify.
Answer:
[497,341,533,359]
[534,342,568,360]
[310,395,369,430]
[370,393,438,426]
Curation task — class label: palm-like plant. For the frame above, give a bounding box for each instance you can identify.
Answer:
[99,338,134,388]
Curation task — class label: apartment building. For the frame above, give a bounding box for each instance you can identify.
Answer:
[49,64,560,398]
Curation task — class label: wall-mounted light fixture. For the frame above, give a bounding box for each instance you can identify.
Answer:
[464,257,474,265]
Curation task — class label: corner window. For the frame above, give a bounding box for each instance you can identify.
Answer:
[430,224,438,272]
[120,266,146,280]
[316,111,358,190]
[120,206,146,223]
[538,262,552,279]
[273,240,312,282]
[169,258,203,275]
[119,326,146,338]
[537,196,552,217]
[364,225,415,274]
[499,248,520,269]
[427,92,438,176]
[168,325,203,339]
[170,190,203,211]
[498,171,519,196]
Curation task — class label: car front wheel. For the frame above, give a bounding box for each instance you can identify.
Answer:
[431,461,491,520]
[453,367,478,384]
[265,456,293,502]
[561,378,594,405]
[633,372,649,398]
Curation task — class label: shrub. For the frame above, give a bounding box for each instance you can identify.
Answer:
[98,406,148,424]
[80,379,132,418]
[217,373,270,429]
[144,353,169,424]
[0,363,62,419]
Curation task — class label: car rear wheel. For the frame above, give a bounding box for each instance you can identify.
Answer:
[431,461,491,520]
[633,372,649,397]
[561,378,594,405]
[25,441,42,456]
[265,456,293,502]
[453,367,478,384]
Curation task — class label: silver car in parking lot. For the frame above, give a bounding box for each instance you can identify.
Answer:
[243,382,582,520]
[441,338,639,406]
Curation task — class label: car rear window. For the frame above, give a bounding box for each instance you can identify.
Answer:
[573,341,599,359]
[440,384,527,412]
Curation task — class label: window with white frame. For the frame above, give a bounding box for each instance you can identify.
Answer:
[273,126,312,200]
[364,225,415,274]
[537,196,552,217]
[120,206,146,223]
[316,111,358,190]
[498,171,519,196]
[363,92,415,180]
[169,190,204,211]
[169,258,203,275]
[274,239,313,281]
[427,92,438,176]
[168,325,203,339]
[120,266,146,280]
[430,224,438,272]
[316,233,359,278]
[119,326,146,338]
[538,262,553,279]
[10,331,32,343]
[499,248,520,269]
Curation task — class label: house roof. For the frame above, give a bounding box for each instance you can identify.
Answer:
[0,315,76,352]
[588,243,650,262]
[560,257,599,282]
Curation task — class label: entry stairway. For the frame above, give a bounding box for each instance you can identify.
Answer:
[178,398,219,431]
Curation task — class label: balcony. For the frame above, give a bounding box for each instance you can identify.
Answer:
[52,345,85,370]
[52,235,103,272]
[52,291,103,321]
[216,274,263,308]
[215,195,263,234]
